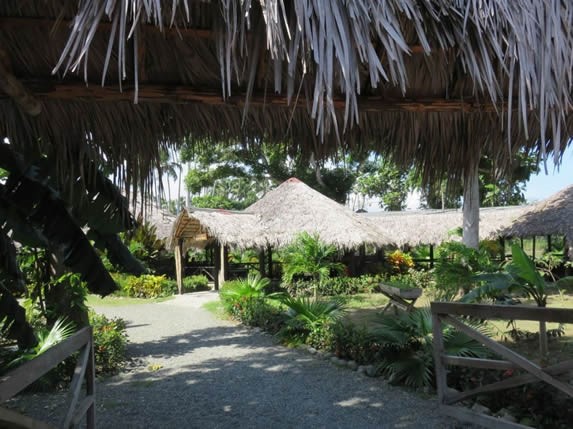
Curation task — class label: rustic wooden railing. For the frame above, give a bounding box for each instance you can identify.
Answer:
[0,326,95,429]
[431,302,573,429]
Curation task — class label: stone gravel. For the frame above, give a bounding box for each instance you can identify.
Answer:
[7,292,463,428]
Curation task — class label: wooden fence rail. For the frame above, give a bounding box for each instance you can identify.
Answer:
[431,302,573,429]
[0,326,96,429]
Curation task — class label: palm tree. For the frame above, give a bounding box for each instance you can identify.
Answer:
[281,232,344,298]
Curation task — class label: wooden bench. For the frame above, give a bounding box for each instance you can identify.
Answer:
[379,283,422,314]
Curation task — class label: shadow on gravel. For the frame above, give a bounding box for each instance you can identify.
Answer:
[126,326,271,360]
[89,325,451,429]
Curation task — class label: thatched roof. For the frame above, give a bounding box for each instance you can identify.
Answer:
[246,178,389,249]
[364,205,528,247]
[169,208,263,251]
[130,202,177,242]
[1,2,573,194]
[169,178,389,250]
[500,185,573,243]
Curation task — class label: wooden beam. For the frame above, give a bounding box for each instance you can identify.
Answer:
[0,47,41,115]
[12,80,514,113]
[431,302,573,324]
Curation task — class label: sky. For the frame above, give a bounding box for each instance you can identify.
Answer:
[523,145,573,203]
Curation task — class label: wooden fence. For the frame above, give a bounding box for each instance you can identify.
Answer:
[0,326,95,429]
[431,302,573,429]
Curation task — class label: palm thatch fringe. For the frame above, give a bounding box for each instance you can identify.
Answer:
[52,1,573,155]
[169,208,263,251]
[1,2,573,198]
[363,205,528,247]
[246,178,390,249]
[500,185,573,244]
[169,178,390,251]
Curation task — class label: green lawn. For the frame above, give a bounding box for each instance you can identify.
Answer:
[87,294,174,307]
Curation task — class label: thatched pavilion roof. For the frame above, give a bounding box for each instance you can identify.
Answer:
[363,205,528,247]
[500,185,573,243]
[169,208,263,251]
[246,178,389,249]
[1,2,573,194]
[169,178,389,250]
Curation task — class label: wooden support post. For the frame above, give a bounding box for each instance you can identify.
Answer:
[258,248,266,276]
[214,243,221,291]
[499,237,506,259]
[547,235,552,253]
[174,239,184,295]
[267,245,273,278]
[429,244,434,269]
[532,236,536,260]
[223,246,229,278]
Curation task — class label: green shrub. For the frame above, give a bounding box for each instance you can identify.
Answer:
[274,295,346,345]
[434,241,498,296]
[90,312,128,376]
[386,250,414,274]
[123,274,176,298]
[183,275,209,292]
[219,275,283,331]
[332,323,382,364]
[285,275,384,297]
[387,269,435,290]
[228,297,285,333]
[372,307,490,387]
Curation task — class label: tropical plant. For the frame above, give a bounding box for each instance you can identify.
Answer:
[434,241,498,297]
[464,244,573,355]
[182,275,209,292]
[90,312,128,376]
[122,274,176,298]
[372,308,490,387]
[281,232,344,298]
[220,274,269,302]
[7,318,76,369]
[274,294,346,347]
[385,250,414,274]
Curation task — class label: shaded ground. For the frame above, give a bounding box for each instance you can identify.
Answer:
[7,292,460,428]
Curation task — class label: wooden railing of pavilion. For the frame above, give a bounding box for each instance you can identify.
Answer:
[0,326,96,429]
[431,302,573,429]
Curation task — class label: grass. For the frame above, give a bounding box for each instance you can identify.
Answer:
[86,294,174,307]
[202,299,226,317]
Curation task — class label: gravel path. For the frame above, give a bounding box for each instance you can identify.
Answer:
[8,292,461,428]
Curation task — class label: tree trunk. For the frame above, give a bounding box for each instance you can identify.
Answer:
[462,160,480,249]
[46,249,89,329]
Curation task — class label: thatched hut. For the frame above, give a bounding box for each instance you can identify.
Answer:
[363,205,528,247]
[500,185,573,256]
[169,178,391,289]
[168,208,263,291]
[246,178,389,250]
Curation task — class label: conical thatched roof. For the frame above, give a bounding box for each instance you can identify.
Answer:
[500,185,573,242]
[364,205,528,247]
[169,208,263,251]
[246,178,389,249]
[1,2,573,195]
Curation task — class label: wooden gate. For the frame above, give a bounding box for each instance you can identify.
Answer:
[431,302,573,429]
[0,326,96,428]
